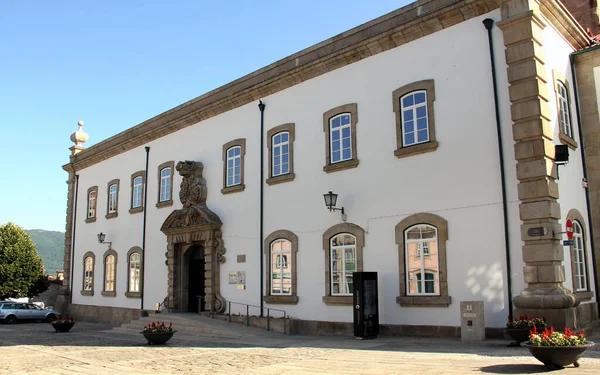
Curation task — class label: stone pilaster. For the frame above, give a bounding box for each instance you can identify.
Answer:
[498,0,578,328]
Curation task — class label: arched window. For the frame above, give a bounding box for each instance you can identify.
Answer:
[81,251,95,296]
[87,190,97,219]
[267,124,295,185]
[405,224,439,296]
[159,167,172,202]
[572,221,588,292]
[226,146,241,187]
[129,252,141,293]
[270,239,292,295]
[221,139,246,194]
[104,254,115,292]
[106,179,120,218]
[131,174,143,210]
[395,213,450,307]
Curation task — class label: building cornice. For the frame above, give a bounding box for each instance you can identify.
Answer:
[64,0,501,172]
[538,0,590,50]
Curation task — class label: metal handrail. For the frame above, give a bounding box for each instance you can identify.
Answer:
[156,294,170,312]
[196,296,288,333]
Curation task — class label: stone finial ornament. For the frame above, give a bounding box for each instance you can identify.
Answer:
[69,120,89,156]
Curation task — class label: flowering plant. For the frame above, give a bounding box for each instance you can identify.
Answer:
[506,315,547,329]
[528,326,587,346]
[141,321,174,333]
[51,316,75,324]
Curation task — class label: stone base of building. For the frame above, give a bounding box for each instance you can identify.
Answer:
[69,303,141,325]
[577,302,599,329]
[52,289,72,316]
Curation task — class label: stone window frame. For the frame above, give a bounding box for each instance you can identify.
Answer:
[395,213,451,307]
[130,170,145,214]
[322,103,359,173]
[392,79,439,159]
[81,251,95,296]
[263,230,299,305]
[553,70,578,150]
[105,179,120,219]
[221,138,246,194]
[566,209,593,301]
[125,246,143,299]
[156,161,174,208]
[85,186,98,223]
[101,248,118,297]
[266,123,296,185]
[322,222,365,305]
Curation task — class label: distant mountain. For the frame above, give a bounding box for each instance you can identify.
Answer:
[26,229,64,275]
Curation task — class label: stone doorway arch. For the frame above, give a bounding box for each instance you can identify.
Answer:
[160,161,226,313]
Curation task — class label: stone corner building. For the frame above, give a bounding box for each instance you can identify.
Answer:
[56,0,599,335]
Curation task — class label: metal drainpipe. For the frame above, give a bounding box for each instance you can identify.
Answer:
[483,18,514,318]
[570,46,600,318]
[258,100,266,317]
[69,174,79,304]
[140,146,150,315]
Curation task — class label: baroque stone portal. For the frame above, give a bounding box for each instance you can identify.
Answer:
[161,161,226,313]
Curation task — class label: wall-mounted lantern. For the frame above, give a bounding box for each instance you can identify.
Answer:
[97,232,112,249]
[323,191,347,221]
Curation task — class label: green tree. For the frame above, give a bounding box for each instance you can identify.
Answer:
[0,222,48,299]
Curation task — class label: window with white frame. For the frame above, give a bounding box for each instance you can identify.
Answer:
[129,252,141,293]
[226,146,242,186]
[108,184,118,213]
[557,81,573,138]
[330,234,356,295]
[272,132,290,176]
[405,224,439,295]
[401,91,429,146]
[271,239,292,295]
[329,114,352,163]
[573,221,588,292]
[104,254,115,292]
[88,190,97,219]
[159,167,171,202]
[132,176,143,209]
[84,256,94,291]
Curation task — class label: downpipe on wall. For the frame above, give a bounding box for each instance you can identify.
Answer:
[483,18,514,318]
[258,100,266,317]
[140,146,150,316]
[570,46,600,318]
[69,174,79,304]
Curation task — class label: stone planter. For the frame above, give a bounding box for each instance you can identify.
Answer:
[141,331,176,345]
[51,322,75,333]
[521,342,595,370]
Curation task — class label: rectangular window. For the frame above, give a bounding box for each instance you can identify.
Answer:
[557,82,573,138]
[159,168,171,202]
[226,146,242,187]
[329,114,352,163]
[272,132,290,176]
[401,91,429,147]
[132,176,143,208]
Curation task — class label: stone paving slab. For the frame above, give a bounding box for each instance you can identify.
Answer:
[1,322,599,374]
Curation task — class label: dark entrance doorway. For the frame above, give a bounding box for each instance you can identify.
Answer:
[187,246,205,313]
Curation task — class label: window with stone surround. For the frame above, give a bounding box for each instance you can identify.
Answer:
[322,223,365,305]
[553,71,577,150]
[566,209,592,301]
[86,186,98,223]
[106,179,119,219]
[322,104,359,173]
[81,251,95,296]
[221,139,246,194]
[395,213,451,307]
[130,170,145,214]
[156,161,174,208]
[102,249,117,297]
[392,80,438,159]
[126,246,143,298]
[267,123,295,185]
[264,230,298,305]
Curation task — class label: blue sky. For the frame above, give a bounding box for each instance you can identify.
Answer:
[0,1,407,232]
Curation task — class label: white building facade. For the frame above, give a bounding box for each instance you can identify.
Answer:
[59,0,598,335]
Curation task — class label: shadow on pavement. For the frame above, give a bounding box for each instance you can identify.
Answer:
[479,364,550,373]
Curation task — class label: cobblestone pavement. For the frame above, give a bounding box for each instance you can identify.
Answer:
[1,322,600,374]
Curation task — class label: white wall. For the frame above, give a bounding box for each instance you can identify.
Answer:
[71,9,522,328]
